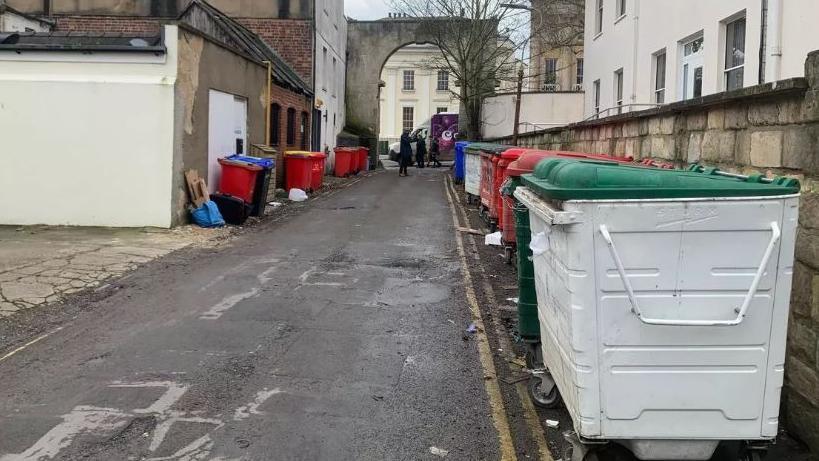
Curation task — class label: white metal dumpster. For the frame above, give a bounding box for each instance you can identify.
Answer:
[464,145,482,199]
[514,160,801,461]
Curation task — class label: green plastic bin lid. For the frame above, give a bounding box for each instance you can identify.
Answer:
[521,159,800,200]
[464,142,508,155]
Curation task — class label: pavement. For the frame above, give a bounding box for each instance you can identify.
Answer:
[0,226,232,317]
[0,168,520,460]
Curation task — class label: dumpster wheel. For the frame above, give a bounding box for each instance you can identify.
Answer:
[528,372,560,408]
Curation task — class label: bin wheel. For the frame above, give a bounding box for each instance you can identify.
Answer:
[528,373,560,408]
[524,343,541,368]
[504,246,515,265]
[740,449,766,461]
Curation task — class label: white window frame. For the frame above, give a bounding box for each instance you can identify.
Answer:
[544,57,558,88]
[678,32,705,100]
[594,0,604,36]
[576,58,584,86]
[401,105,415,132]
[615,0,626,21]
[402,70,415,91]
[723,14,746,92]
[653,50,667,104]
[593,79,601,116]
[437,71,449,91]
[614,68,624,114]
[436,107,448,114]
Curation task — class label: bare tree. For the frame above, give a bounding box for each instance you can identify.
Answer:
[388,0,531,140]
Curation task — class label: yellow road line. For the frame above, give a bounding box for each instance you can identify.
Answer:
[445,175,554,461]
[0,327,64,364]
[443,177,517,461]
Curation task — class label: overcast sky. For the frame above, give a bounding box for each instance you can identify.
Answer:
[345,0,391,20]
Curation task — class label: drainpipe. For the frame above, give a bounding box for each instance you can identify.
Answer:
[263,61,272,146]
[766,0,783,82]
[630,0,640,106]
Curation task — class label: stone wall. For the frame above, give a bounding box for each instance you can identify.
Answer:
[491,51,819,452]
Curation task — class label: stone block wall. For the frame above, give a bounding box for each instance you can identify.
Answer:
[492,51,819,452]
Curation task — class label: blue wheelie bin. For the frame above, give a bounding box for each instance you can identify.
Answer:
[454,141,469,184]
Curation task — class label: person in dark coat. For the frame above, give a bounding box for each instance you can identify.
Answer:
[398,130,413,177]
[428,138,442,168]
[415,131,427,168]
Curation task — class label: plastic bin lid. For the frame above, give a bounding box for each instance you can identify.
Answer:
[521,159,800,200]
[309,152,327,159]
[285,151,313,158]
[225,154,274,169]
[465,142,508,155]
[217,158,263,170]
[334,147,358,152]
[500,148,530,160]
[506,150,628,177]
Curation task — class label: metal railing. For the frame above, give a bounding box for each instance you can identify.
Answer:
[584,103,664,121]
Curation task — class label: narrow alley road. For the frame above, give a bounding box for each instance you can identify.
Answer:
[0,169,515,460]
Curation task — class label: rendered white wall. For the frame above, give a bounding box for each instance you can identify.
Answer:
[0,26,178,228]
[583,0,819,118]
[482,92,584,140]
[314,0,347,152]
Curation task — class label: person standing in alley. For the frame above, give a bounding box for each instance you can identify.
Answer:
[428,137,442,168]
[399,129,412,177]
[415,131,427,169]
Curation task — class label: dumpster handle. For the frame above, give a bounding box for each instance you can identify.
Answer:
[599,222,781,327]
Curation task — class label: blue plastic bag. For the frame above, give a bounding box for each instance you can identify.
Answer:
[191,201,226,228]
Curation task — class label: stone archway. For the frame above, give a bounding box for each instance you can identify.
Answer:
[345,19,446,159]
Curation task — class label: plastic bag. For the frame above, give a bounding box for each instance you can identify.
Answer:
[484,231,502,246]
[289,188,308,202]
[529,231,550,256]
[191,200,225,228]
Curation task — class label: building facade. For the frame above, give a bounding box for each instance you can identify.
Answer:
[378,44,458,143]
[5,0,349,153]
[583,0,819,119]
[529,0,585,92]
[313,0,347,153]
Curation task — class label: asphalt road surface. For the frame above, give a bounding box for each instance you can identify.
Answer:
[0,169,516,461]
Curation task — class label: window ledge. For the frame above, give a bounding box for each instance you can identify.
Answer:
[614,14,627,25]
[402,89,416,93]
[593,31,603,41]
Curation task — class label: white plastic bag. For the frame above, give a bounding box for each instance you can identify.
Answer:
[529,231,550,256]
[484,231,502,246]
[288,188,308,202]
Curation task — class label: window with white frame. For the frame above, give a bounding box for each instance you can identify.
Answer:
[654,51,666,103]
[403,70,415,91]
[680,35,704,100]
[616,0,626,18]
[544,58,558,87]
[614,68,624,113]
[595,0,603,34]
[576,58,584,86]
[402,106,414,132]
[593,79,601,115]
[724,16,746,91]
[437,107,448,114]
[437,71,449,91]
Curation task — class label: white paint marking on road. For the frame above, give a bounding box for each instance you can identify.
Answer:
[199,288,261,320]
[232,388,282,421]
[148,414,223,453]
[298,266,317,283]
[0,327,64,364]
[146,433,215,461]
[109,381,189,415]
[0,406,129,461]
[257,266,278,284]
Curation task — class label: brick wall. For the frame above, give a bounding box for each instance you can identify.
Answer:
[238,18,313,83]
[492,51,819,453]
[54,15,162,34]
[270,81,313,185]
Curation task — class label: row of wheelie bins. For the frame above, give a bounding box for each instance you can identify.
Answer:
[332,147,369,177]
[458,142,802,461]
